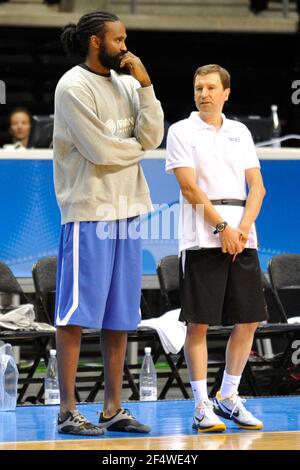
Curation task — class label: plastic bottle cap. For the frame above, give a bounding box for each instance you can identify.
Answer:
[145,347,151,354]
[50,349,56,356]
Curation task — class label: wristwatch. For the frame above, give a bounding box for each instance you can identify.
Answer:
[214,221,228,234]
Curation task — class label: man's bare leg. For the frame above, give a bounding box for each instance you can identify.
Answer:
[101,329,127,417]
[184,323,209,381]
[56,325,81,417]
[225,322,258,376]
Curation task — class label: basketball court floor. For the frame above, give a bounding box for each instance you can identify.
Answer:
[0,396,300,450]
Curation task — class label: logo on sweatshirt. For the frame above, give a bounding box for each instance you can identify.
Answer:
[105,119,117,135]
[104,117,135,136]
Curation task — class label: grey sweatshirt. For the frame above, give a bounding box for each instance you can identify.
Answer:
[53,65,164,224]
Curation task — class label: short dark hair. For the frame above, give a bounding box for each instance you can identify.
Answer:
[193,64,231,90]
[8,107,33,126]
[60,10,120,57]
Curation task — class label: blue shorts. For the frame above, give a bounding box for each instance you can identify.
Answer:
[54,218,142,330]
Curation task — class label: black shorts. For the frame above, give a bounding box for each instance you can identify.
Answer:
[179,248,267,326]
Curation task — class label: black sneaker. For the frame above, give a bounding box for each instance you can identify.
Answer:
[98,408,151,433]
[57,409,105,436]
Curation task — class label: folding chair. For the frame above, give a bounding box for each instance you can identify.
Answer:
[268,254,300,323]
[155,255,189,398]
[85,296,164,402]
[156,255,286,397]
[0,261,28,304]
[32,256,165,402]
[0,261,53,403]
[156,255,235,399]
[156,254,300,396]
[32,256,103,402]
[263,254,300,393]
[29,115,54,148]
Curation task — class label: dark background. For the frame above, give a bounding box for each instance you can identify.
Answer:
[1,27,300,143]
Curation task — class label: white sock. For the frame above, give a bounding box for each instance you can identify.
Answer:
[191,379,208,406]
[220,371,241,399]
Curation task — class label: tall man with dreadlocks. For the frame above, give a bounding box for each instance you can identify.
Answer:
[53,10,164,436]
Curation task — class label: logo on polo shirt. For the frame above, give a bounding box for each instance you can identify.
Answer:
[104,116,135,136]
[229,136,241,143]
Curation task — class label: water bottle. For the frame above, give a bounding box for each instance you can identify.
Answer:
[0,342,18,411]
[271,104,281,148]
[44,349,60,405]
[139,347,157,401]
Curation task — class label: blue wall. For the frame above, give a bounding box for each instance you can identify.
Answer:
[0,158,298,276]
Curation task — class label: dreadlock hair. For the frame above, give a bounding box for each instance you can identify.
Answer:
[60,10,120,57]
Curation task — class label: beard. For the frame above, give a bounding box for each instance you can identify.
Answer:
[98,43,125,74]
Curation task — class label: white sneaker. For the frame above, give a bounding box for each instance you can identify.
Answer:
[192,399,226,433]
[213,391,264,430]
[57,409,105,436]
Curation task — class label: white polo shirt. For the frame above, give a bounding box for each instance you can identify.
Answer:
[166,111,260,252]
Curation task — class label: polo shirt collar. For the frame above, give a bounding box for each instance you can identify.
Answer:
[189,111,230,132]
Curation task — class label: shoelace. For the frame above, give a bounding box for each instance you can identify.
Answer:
[96,408,135,420]
[227,394,249,419]
[69,410,89,425]
[203,400,214,410]
[123,408,134,418]
[197,399,214,413]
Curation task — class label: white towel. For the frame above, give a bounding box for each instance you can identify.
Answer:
[288,317,300,324]
[0,304,55,332]
[138,309,186,354]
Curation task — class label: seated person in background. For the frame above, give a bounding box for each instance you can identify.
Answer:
[8,107,32,148]
[3,107,32,149]
[4,107,32,149]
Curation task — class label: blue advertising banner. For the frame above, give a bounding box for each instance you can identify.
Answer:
[0,155,299,277]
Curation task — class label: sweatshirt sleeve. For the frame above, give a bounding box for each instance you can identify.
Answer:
[133,85,164,150]
[60,86,144,166]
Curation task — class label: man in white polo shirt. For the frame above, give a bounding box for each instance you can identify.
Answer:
[166,64,266,433]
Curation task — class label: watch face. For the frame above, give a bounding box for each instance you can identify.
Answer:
[214,221,227,234]
[217,222,227,232]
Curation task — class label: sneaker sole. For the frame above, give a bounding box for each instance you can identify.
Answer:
[100,425,151,433]
[58,429,105,436]
[98,421,151,433]
[214,404,263,430]
[235,423,264,430]
[192,423,226,433]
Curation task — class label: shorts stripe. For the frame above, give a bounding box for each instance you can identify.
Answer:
[56,222,79,326]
